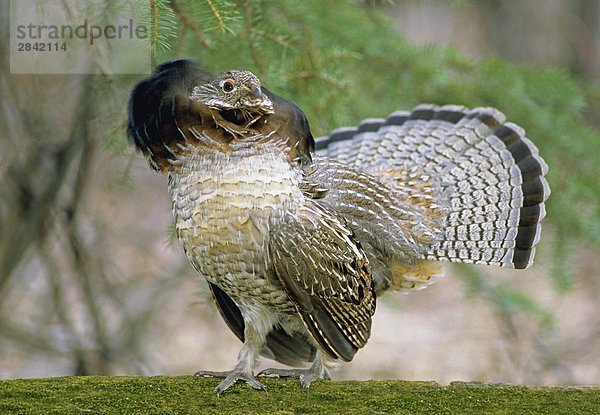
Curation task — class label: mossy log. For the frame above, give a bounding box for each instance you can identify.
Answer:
[1,376,598,414]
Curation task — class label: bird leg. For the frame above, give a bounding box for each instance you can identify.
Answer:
[195,323,266,397]
[258,351,331,389]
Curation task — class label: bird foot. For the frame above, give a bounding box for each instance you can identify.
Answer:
[194,369,266,397]
[258,365,330,389]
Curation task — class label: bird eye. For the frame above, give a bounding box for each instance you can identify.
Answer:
[222,79,235,93]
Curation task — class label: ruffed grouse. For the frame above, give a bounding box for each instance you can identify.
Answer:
[127,59,550,396]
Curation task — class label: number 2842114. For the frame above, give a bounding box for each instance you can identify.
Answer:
[17,42,67,52]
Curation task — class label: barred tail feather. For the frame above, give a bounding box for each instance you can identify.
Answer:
[429,119,550,269]
[318,104,550,269]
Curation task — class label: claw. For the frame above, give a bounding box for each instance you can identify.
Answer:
[215,369,266,397]
[300,368,330,389]
[258,359,330,389]
[194,369,266,396]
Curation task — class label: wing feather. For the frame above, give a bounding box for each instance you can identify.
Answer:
[270,204,376,361]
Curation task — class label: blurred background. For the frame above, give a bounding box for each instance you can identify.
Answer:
[1,0,599,386]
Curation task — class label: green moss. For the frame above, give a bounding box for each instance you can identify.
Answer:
[1,376,598,415]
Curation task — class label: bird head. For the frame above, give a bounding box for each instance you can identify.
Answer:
[128,59,315,170]
[191,70,274,127]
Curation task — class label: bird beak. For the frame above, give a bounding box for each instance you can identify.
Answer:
[250,87,274,113]
[250,87,265,101]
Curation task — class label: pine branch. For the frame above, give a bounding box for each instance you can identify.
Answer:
[143,0,179,54]
[288,70,346,89]
[152,0,159,45]
[250,28,292,49]
[239,0,264,72]
[205,0,226,32]
[170,0,211,48]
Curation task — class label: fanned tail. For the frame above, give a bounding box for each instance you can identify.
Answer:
[317,104,550,269]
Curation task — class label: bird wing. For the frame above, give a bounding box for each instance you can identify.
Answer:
[298,157,446,295]
[269,204,376,362]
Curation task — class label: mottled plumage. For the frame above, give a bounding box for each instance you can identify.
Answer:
[127,59,550,396]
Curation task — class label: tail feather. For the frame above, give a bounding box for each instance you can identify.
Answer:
[318,104,550,270]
